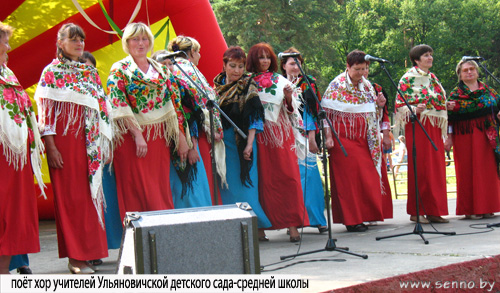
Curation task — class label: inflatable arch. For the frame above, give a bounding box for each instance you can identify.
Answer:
[2,0,228,219]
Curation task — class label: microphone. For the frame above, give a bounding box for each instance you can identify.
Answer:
[364,54,390,63]
[156,51,186,62]
[278,52,301,59]
[461,56,484,62]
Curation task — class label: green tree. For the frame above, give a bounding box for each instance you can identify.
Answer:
[212,0,500,110]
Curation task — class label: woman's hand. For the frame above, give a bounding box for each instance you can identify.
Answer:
[284,84,293,105]
[497,111,500,120]
[243,128,256,160]
[376,92,386,108]
[187,138,200,165]
[187,149,200,165]
[214,132,222,142]
[243,143,253,161]
[415,103,426,114]
[324,127,334,149]
[129,127,147,158]
[382,131,392,151]
[177,133,189,162]
[44,136,64,169]
[444,135,453,152]
[308,131,320,154]
[134,134,148,158]
[446,101,456,111]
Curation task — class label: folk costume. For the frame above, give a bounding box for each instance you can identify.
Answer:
[395,66,448,217]
[321,71,386,226]
[214,72,271,229]
[169,76,212,209]
[107,56,183,220]
[448,81,500,216]
[0,64,44,256]
[35,58,111,260]
[294,75,327,227]
[170,58,225,205]
[252,71,309,230]
[372,82,394,219]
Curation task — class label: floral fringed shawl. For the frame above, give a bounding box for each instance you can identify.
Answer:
[373,83,391,131]
[448,81,500,173]
[395,66,447,137]
[252,71,306,160]
[321,71,382,176]
[169,75,199,198]
[35,59,112,226]
[214,72,264,187]
[295,75,321,122]
[0,65,45,196]
[107,56,181,146]
[174,77,204,140]
[108,57,198,195]
[170,57,227,187]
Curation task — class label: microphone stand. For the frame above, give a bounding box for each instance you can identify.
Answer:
[169,57,247,204]
[477,61,500,86]
[281,57,368,260]
[375,62,455,244]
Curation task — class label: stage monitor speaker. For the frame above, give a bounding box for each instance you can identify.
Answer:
[116,203,260,274]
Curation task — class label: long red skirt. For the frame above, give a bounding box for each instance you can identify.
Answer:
[453,124,500,215]
[257,123,309,229]
[198,131,223,205]
[0,145,40,256]
[328,117,385,225]
[114,127,174,221]
[49,114,108,260]
[405,120,448,216]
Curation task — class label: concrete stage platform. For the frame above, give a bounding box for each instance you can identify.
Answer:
[19,198,500,292]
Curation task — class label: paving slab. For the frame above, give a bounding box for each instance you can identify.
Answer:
[16,198,500,292]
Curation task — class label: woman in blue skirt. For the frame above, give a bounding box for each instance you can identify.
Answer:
[214,46,272,241]
[280,47,327,233]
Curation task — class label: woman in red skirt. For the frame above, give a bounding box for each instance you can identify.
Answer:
[107,23,189,220]
[35,24,112,274]
[0,23,45,274]
[395,44,449,224]
[446,60,500,219]
[246,43,309,242]
[322,50,387,232]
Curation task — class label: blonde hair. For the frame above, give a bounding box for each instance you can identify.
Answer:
[167,36,200,59]
[0,22,14,40]
[122,22,154,54]
[455,59,479,82]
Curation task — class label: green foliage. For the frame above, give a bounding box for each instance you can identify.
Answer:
[212,0,500,114]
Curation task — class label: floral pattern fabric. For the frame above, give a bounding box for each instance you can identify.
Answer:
[170,58,223,136]
[0,65,45,195]
[35,59,112,225]
[107,56,181,146]
[448,81,500,166]
[251,71,306,160]
[321,71,382,175]
[169,57,227,186]
[214,72,264,186]
[295,75,321,125]
[373,83,391,131]
[395,66,447,136]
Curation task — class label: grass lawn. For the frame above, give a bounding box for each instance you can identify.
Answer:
[316,145,457,201]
